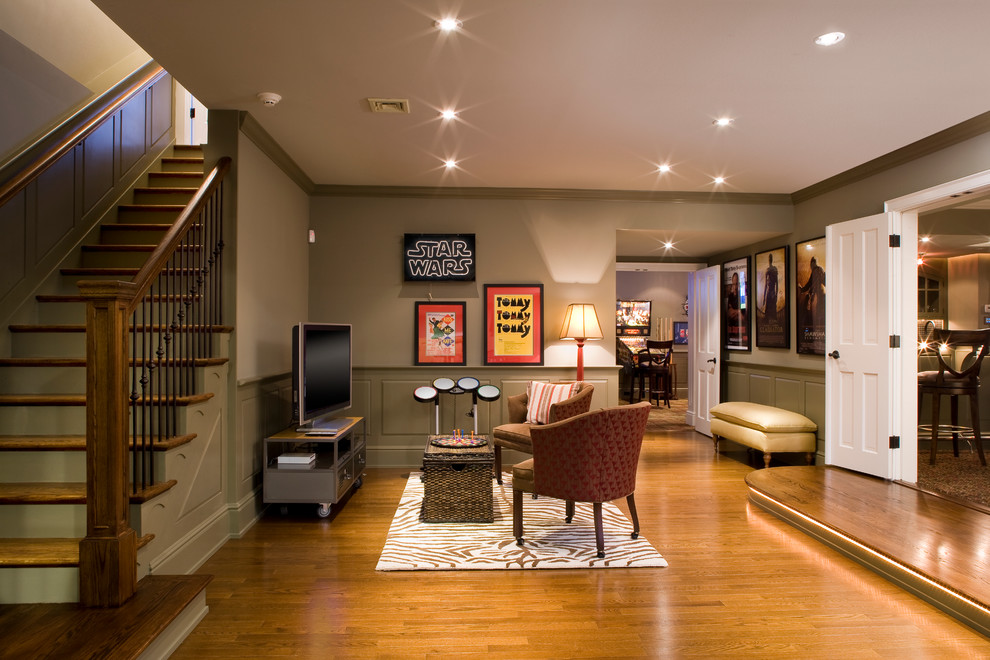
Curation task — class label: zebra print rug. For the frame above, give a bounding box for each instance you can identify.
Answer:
[376,472,667,570]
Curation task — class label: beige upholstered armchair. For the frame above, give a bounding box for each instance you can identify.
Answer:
[491,381,594,483]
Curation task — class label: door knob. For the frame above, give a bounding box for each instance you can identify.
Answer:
[707,358,717,364]
[828,350,840,359]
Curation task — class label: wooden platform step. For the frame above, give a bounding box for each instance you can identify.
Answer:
[0,434,196,451]
[0,574,211,659]
[0,393,213,406]
[747,465,990,638]
[0,534,155,568]
[0,480,176,504]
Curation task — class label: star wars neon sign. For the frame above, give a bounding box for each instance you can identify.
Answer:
[403,234,476,281]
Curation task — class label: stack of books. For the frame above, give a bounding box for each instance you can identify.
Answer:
[277,452,316,466]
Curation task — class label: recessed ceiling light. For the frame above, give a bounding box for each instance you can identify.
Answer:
[658,164,671,173]
[815,31,845,46]
[663,241,674,250]
[713,117,733,127]
[920,236,931,243]
[440,109,457,120]
[435,17,462,32]
[444,159,457,169]
[713,176,725,185]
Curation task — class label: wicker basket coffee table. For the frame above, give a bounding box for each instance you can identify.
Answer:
[421,435,494,523]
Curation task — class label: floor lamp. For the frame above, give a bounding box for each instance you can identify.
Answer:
[559,303,603,382]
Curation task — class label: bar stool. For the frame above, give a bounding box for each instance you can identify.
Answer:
[918,328,990,466]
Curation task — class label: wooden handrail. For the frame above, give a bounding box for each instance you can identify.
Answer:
[0,62,166,208]
[129,157,231,310]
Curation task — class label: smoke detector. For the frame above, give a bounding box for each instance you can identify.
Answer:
[367,98,410,113]
[257,92,282,107]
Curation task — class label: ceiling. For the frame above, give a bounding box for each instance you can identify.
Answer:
[92,1,990,258]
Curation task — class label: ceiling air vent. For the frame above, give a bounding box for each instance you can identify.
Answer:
[367,98,410,113]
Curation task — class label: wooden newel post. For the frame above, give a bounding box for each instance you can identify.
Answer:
[78,280,138,607]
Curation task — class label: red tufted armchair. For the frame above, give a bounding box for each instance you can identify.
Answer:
[512,401,651,558]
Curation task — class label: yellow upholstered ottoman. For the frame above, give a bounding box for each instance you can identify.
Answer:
[709,401,817,468]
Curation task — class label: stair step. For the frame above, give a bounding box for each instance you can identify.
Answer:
[133,186,198,205]
[0,481,176,504]
[36,293,202,305]
[0,538,80,567]
[116,204,186,224]
[0,483,86,504]
[0,434,196,451]
[80,243,200,253]
[147,171,204,188]
[0,357,226,368]
[0,393,214,406]
[161,157,204,173]
[0,534,155,569]
[0,534,154,568]
[9,323,233,333]
[99,223,174,245]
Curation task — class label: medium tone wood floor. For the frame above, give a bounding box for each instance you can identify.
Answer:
[173,430,990,658]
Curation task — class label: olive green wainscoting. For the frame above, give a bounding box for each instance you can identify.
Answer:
[724,362,825,457]
[353,366,618,468]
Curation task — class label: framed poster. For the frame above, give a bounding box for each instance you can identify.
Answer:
[616,300,651,336]
[795,236,826,355]
[673,321,688,345]
[414,301,466,365]
[754,246,789,348]
[484,284,543,365]
[722,257,751,351]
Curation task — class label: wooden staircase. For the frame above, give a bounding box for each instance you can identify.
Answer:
[0,145,228,602]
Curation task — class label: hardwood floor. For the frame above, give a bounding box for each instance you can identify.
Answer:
[172,431,990,658]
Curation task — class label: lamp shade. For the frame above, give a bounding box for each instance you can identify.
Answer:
[559,303,603,341]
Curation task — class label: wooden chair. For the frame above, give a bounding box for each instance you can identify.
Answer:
[918,328,990,466]
[634,340,673,407]
[511,402,651,558]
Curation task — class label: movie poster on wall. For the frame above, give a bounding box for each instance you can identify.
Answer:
[722,257,750,351]
[484,284,544,365]
[755,246,789,348]
[414,301,466,365]
[795,237,826,355]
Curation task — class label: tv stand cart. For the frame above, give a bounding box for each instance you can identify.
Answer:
[264,416,366,518]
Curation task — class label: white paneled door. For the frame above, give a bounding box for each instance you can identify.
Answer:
[690,265,720,437]
[825,212,896,478]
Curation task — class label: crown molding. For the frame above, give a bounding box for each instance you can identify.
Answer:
[311,184,791,205]
[791,110,990,205]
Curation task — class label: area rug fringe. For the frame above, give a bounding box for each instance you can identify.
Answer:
[376,472,667,570]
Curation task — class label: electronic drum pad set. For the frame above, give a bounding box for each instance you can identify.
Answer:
[413,376,502,441]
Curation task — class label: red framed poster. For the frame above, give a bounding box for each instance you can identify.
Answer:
[484,284,543,365]
[414,301,466,365]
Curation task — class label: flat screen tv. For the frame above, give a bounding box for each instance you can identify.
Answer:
[292,323,352,434]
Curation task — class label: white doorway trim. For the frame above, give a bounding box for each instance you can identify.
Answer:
[883,167,990,482]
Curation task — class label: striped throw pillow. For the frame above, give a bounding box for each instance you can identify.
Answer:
[525,381,579,425]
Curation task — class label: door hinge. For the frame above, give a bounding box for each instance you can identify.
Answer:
[190,108,196,119]
[889,334,900,348]
[889,234,901,247]
[889,435,900,449]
